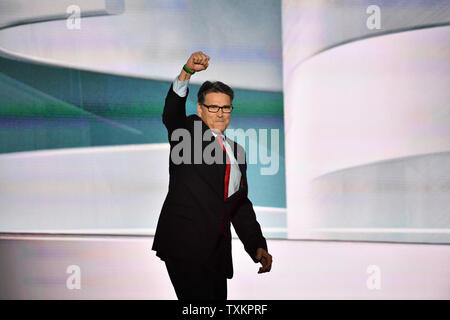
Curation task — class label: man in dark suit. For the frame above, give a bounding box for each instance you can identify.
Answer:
[152,51,272,300]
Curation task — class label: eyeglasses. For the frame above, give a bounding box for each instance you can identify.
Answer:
[201,104,234,113]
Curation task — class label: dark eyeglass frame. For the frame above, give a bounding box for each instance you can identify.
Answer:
[201,104,234,113]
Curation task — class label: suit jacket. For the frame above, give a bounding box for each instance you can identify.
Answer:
[152,84,267,279]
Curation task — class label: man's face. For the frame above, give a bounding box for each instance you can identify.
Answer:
[197,92,231,134]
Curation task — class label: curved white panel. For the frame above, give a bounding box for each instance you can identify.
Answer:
[0,0,115,28]
[283,26,450,239]
[282,0,450,70]
[0,1,282,91]
[0,146,283,235]
[0,145,171,232]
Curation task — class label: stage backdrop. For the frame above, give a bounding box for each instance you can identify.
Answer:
[0,0,286,238]
[1,0,449,245]
[283,0,450,243]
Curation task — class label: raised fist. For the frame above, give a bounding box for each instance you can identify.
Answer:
[185,51,210,73]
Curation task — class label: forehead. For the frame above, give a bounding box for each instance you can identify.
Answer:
[204,92,231,105]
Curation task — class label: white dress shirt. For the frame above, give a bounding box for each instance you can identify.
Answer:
[172,76,242,197]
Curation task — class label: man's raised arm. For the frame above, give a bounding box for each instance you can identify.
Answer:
[162,51,210,135]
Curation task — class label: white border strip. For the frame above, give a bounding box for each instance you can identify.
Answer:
[254,206,286,214]
[0,143,170,159]
[0,228,156,235]
[5,227,446,235]
[3,228,447,236]
[309,228,450,234]
[0,234,151,242]
[0,227,288,235]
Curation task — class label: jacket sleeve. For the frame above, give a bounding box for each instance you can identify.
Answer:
[231,183,268,263]
[162,84,189,136]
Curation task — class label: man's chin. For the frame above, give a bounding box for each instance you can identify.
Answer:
[211,128,224,134]
[211,125,227,133]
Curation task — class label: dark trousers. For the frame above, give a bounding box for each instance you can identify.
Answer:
[164,256,227,300]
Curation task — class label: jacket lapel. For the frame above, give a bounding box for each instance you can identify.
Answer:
[189,115,246,200]
[191,116,225,200]
[224,135,246,184]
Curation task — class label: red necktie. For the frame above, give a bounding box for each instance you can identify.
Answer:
[216,135,231,200]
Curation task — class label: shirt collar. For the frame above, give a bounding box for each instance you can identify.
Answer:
[211,130,225,141]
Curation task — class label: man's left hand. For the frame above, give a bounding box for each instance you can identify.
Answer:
[255,248,272,274]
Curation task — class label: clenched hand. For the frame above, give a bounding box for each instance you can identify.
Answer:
[186,51,210,73]
[256,248,272,274]
[178,51,210,81]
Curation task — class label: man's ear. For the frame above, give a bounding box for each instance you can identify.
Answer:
[197,103,202,118]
